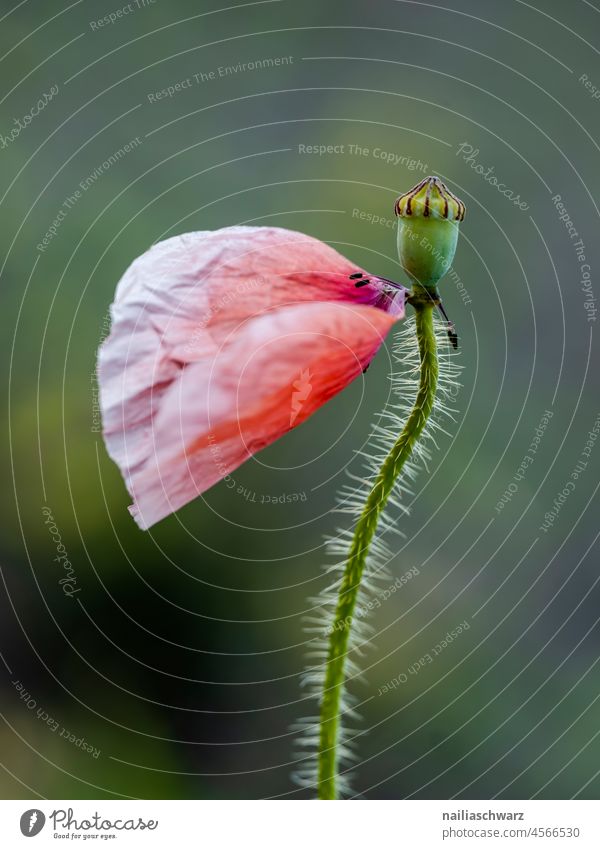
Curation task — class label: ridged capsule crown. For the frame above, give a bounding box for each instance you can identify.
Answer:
[394,176,465,222]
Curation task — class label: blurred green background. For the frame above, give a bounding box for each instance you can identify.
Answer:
[1,0,599,799]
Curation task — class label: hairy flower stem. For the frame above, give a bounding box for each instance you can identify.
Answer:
[317,299,439,800]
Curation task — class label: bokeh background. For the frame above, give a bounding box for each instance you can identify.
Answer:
[1,0,599,800]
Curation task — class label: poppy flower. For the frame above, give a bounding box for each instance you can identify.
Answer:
[98,226,408,529]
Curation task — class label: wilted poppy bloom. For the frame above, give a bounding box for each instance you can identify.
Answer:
[98,226,408,529]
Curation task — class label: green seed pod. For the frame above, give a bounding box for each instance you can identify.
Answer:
[395,176,465,293]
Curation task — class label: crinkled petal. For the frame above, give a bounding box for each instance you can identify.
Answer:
[98,226,407,528]
[127,301,396,528]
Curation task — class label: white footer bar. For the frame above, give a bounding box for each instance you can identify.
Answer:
[0,799,597,848]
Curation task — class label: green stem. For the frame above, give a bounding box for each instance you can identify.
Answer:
[317,301,439,800]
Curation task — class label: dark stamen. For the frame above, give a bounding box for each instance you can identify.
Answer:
[437,301,451,323]
[438,301,459,349]
[349,272,364,279]
[354,279,371,288]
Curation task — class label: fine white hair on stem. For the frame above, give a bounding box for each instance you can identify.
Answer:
[292,315,462,796]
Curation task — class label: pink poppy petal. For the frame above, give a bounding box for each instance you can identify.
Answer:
[127,301,397,529]
[98,226,408,528]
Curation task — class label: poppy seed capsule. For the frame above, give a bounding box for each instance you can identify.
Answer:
[395,176,465,292]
